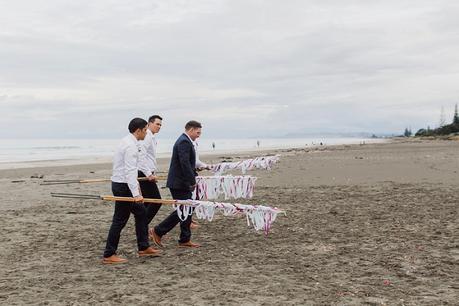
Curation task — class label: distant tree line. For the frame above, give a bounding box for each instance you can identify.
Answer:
[415,104,459,136]
[403,127,412,137]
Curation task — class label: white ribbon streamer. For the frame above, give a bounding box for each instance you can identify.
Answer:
[175,199,284,235]
[192,175,257,200]
[211,155,280,175]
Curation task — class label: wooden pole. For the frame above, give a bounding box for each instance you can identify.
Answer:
[79,176,168,183]
[100,195,177,205]
[41,176,168,185]
[50,193,285,214]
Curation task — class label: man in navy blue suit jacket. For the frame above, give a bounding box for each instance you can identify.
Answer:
[152,120,202,248]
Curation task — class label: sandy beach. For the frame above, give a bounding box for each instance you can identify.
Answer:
[0,139,457,305]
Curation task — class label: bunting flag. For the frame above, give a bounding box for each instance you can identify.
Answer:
[173,199,283,235]
[192,175,257,200]
[211,155,280,175]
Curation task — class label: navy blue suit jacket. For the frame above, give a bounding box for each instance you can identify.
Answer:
[166,133,197,190]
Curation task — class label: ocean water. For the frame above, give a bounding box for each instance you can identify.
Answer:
[0,137,386,165]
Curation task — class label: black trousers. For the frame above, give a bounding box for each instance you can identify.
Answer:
[103,182,150,258]
[138,171,162,225]
[154,188,193,243]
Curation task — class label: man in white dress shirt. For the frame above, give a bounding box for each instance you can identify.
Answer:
[138,115,163,236]
[102,118,160,264]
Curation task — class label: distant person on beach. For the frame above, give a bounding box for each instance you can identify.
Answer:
[102,118,160,264]
[138,115,163,238]
[212,142,215,150]
[257,140,260,147]
[151,120,202,248]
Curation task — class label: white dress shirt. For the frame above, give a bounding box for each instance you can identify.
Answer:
[183,133,207,169]
[193,141,208,169]
[138,129,158,176]
[111,133,141,197]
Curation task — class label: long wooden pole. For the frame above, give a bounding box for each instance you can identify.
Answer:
[41,176,168,185]
[51,193,178,205]
[101,195,177,205]
[50,193,285,215]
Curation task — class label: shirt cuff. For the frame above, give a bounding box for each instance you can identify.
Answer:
[131,189,141,197]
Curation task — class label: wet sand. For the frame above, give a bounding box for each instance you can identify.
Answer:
[0,139,457,305]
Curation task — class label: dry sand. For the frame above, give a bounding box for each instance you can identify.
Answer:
[0,139,457,305]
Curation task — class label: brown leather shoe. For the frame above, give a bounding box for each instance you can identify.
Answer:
[102,255,128,264]
[190,220,199,230]
[150,229,164,248]
[138,246,161,257]
[178,241,201,248]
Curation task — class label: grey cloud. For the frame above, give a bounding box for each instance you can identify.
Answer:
[0,0,457,138]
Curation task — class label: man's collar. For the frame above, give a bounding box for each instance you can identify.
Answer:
[183,132,193,143]
[129,133,138,142]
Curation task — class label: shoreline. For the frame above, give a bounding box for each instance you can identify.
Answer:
[0,140,389,178]
[0,138,388,170]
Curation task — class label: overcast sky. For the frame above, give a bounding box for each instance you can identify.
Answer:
[1,0,458,139]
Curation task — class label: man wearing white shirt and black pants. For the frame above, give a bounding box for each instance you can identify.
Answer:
[138,115,163,232]
[102,118,160,264]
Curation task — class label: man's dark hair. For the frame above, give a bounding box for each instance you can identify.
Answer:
[185,120,202,130]
[128,118,148,133]
[148,115,163,123]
